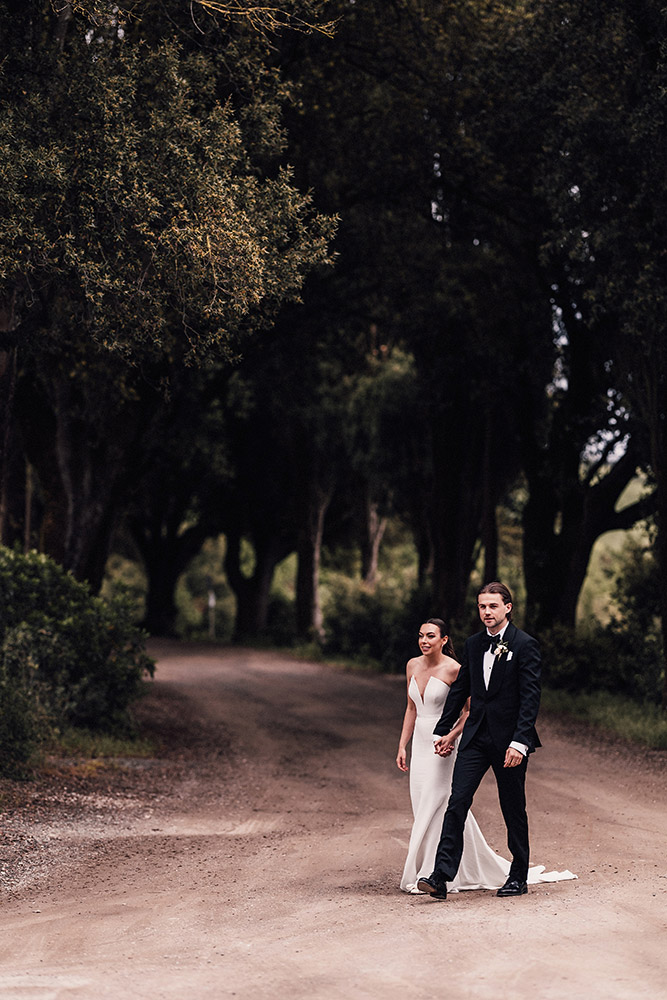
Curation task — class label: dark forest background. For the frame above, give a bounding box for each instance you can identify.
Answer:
[1,0,665,745]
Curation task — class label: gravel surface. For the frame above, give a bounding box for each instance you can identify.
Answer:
[0,639,665,999]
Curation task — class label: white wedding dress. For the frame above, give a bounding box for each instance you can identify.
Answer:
[400,675,576,893]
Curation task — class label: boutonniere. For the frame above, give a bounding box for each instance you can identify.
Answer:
[494,639,510,658]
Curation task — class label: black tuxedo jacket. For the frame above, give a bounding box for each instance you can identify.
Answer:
[433,621,542,754]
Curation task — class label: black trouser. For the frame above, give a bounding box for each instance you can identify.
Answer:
[434,720,530,882]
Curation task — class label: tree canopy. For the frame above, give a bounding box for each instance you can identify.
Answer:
[1,0,665,701]
[0,0,334,583]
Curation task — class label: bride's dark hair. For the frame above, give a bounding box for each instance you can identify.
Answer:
[426,618,458,660]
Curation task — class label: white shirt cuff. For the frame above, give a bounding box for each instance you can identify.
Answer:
[510,741,528,756]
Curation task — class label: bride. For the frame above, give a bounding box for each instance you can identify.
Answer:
[396,618,575,893]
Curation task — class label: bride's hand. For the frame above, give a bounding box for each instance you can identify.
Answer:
[396,748,408,772]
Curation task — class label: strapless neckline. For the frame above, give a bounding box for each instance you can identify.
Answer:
[409,674,449,702]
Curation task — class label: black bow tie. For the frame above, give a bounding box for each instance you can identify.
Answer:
[488,635,501,651]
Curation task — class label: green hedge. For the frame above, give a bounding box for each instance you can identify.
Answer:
[321,576,664,705]
[540,622,664,705]
[0,546,154,776]
[322,579,441,671]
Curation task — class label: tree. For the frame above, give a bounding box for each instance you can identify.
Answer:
[65,0,337,37]
[528,0,667,689]
[209,312,349,639]
[0,1,334,587]
[280,0,554,621]
[279,0,661,633]
[124,367,234,635]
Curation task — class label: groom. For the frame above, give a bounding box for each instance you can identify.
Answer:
[417,581,541,900]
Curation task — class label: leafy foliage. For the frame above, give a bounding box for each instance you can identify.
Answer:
[0,546,154,774]
[541,538,663,705]
[321,577,442,672]
[0,30,333,365]
[0,623,52,778]
[1,0,666,675]
[62,0,337,38]
[541,688,667,750]
[0,0,335,593]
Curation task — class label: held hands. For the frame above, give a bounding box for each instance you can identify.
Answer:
[433,735,456,757]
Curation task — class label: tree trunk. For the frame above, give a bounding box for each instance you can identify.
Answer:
[429,400,508,625]
[522,440,655,633]
[656,488,667,710]
[413,517,433,590]
[225,529,291,639]
[295,487,331,641]
[639,360,667,709]
[361,497,387,588]
[521,457,561,631]
[430,433,485,623]
[0,349,16,545]
[15,370,151,591]
[480,410,498,584]
[24,462,34,553]
[51,380,132,588]
[142,553,181,637]
[130,491,212,635]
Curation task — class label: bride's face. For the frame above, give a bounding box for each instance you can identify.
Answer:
[418,624,445,656]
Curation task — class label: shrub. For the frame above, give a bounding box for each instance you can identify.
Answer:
[540,625,617,693]
[0,623,54,777]
[541,688,667,749]
[602,539,664,703]
[322,579,442,671]
[540,621,663,706]
[175,537,235,640]
[0,546,154,758]
[265,593,298,646]
[540,539,664,705]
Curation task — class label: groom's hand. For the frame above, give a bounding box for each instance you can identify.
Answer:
[504,747,524,767]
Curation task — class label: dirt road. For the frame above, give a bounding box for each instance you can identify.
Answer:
[0,641,666,999]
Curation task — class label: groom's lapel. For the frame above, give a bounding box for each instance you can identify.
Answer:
[487,622,517,695]
[473,631,489,687]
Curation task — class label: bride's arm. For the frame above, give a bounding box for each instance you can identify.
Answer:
[396,668,417,772]
[449,697,471,740]
[434,697,470,756]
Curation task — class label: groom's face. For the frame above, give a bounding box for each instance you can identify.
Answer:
[478,594,512,634]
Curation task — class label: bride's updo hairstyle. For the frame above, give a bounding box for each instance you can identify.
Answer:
[426,617,458,660]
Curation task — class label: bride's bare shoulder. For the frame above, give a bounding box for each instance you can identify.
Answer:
[405,654,424,676]
[436,654,460,682]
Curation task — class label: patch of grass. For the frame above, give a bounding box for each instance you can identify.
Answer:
[541,687,667,750]
[49,727,157,760]
[286,641,326,662]
[260,641,385,674]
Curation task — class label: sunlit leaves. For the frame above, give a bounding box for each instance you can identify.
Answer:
[0,7,334,367]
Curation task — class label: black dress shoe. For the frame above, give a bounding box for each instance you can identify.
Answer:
[497,877,528,897]
[417,874,448,899]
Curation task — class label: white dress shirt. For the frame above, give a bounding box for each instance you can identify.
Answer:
[484,626,528,757]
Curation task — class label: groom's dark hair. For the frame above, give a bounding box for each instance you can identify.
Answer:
[477,581,513,619]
